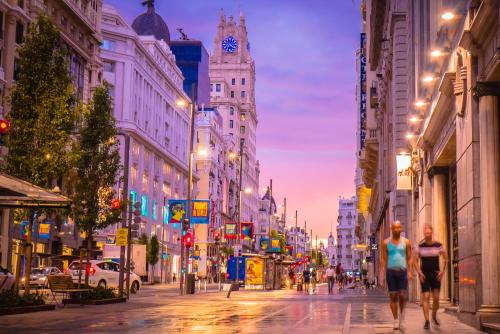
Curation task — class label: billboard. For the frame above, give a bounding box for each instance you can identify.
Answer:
[167,200,187,225]
[191,200,210,224]
[269,238,281,253]
[224,221,237,239]
[260,237,269,251]
[245,257,264,285]
[359,32,367,149]
[241,222,253,240]
[38,223,51,239]
[396,155,412,190]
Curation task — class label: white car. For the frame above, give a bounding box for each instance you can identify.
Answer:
[21,267,64,288]
[67,260,141,293]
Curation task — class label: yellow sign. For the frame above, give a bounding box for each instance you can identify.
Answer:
[116,228,128,246]
[245,257,263,285]
[297,253,303,258]
[192,201,208,217]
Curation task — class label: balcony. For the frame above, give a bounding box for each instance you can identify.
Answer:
[359,127,378,188]
[61,0,99,33]
[370,86,378,108]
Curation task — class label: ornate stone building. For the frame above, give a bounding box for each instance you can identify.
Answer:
[359,0,500,330]
[209,11,260,224]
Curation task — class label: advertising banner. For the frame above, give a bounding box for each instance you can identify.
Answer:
[38,223,51,239]
[245,257,264,285]
[285,245,294,256]
[260,237,269,251]
[359,32,367,149]
[396,155,412,190]
[267,238,281,253]
[116,228,128,246]
[106,235,116,245]
[191,200,210,224]
[240,222,253,240]
[167,200,187,225]
[224,221,237,239]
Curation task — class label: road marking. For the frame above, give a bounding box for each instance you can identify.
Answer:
[342,303,351,334]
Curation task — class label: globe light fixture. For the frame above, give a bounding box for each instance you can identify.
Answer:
[405,133,415,140]
[176,99,187,108]
[423,75,435,83]
[430,49,443,58]
[197,149,208,157]
[415,100,427,108]
[244,187,252,194]
[409,116,420,123]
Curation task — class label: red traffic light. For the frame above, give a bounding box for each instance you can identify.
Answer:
[111,199,121,209]
[183,233,193,248]
[0,119,9,134]
[214,231,220,241]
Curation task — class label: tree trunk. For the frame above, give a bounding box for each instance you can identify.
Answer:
[84,234,92,287]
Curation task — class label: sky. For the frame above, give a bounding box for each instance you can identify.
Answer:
[105,0,362,239]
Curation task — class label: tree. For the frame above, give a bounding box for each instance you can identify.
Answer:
[148,235,160,283]
[3,16,77,295]
[4,15,76,187]
[72,84,121,286]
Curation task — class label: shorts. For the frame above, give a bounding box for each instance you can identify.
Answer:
[421,271,441,292]
[386,268,408,292]
[304,277,310,283]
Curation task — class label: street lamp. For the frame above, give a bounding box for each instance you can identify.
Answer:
[244,187,252,194]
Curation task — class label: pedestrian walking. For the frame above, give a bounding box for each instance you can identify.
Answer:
[335,263,345,290]
[414,224,448,329]
[302,268,310,294]
[379,221,414,330]
[310,268,317,294]
[172,273,177,284]
[326,265,335,294]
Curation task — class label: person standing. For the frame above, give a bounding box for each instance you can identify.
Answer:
[379,221,414,330]
[326,265,335,294]
[415,225,448,329]
[302,267,310,294]
[336,263,345,290]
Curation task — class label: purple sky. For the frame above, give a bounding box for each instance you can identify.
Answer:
[105,0,361,238]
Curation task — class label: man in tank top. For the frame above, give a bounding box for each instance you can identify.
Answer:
[414,225,448,329]
[379,221,413,330]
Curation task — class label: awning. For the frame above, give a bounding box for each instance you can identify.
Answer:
[0,173,71,208]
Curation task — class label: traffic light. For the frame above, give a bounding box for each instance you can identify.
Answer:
[111,198,121,210]
[0,119,9,145]
[214,231,221,242]
[183,232,193,248]
[182,218,190,231]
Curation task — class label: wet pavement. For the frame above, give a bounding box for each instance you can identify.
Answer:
[0,284,484,333]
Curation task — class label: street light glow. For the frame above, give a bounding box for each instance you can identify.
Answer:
[228,152,237,159]
[423,75,435,83]
[441,11,454,20]
[430,49,443,58]
[414,100,427,108]
[409,116,420,123]
[405,133,415,139]
[244,187,252,194]
[176,99,187,108]
[197,149,208,157]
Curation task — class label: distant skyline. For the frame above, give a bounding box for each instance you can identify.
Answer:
[105,0,362,238]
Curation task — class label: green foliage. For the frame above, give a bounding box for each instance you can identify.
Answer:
[72,84,121,237]
[148,235,160,267]
[86,286,116,300]
[4,15,77,187]
[138,233,149,246]
[0,290,45,307]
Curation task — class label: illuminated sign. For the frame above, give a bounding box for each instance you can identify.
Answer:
[191,200,210,224]
[359,32,367,149]
[396,155,412,190]
[224,222,237,239]
[38,223,51,239]
[241,222,253,240]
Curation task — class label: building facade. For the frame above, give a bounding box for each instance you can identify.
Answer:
[336,196,361,275]
[359,0,500,330]
[100,3,191,282]
[209,11,259,224]
[1,0,103,271]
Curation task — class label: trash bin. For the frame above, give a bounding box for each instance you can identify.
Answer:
[187,274,196,294]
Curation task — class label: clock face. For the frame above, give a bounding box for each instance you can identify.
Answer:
[222,36,238,53]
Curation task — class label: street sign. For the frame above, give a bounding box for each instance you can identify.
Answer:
[234,244,242,257]
[116,228,128,246]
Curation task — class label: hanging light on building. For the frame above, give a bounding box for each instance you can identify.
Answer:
[441,11,455,20]
[409,115,420,123]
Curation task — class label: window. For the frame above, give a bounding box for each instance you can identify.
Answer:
[229,107,234,115]
[142,170,149,192]
[240,113,246,121]
[17,0,24,9]
[230,91,234,98]
[13,58,20,81]
[103,61,114,73]
[152,200,157,221]
[132,143,140,159]
[141,195,148,217]
[229,120,234,128]
[242,78,246,85]
[215,83,221,92]
[231,78,235,85]
[241,91,246,98]
[102,39,115,50]
[163,182,171,198]
[130,190,138,206]
[240,126,245,134]
[15,21,23,44]
[163,162,172,176]
[210,84,213,92]
[131,164,138,185]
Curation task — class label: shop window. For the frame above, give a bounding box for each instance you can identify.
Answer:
[141,195,148,217]
[152,200,157,221]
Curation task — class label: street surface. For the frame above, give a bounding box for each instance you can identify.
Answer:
[0,284,483,334]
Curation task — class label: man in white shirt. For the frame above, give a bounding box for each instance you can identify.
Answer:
[326,265,335,294]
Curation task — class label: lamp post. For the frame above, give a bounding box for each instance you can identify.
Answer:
[235,139,244,287]
[294,210,298,260]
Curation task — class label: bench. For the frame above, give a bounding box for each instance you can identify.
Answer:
[48,275,90,307]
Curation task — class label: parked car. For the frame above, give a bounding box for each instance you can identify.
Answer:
[67,260,141,293]
[0,265,14,291]
[21,267,64,288]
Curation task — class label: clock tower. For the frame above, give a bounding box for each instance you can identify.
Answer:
[209,10,259,224]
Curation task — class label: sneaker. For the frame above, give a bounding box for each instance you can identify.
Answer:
[393,319,400,330]
[432,318,440,327]
[424,320,430,329]
[399,309,405,328]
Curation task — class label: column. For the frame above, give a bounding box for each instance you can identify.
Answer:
[431,171,449,302]
[477,86,500,314]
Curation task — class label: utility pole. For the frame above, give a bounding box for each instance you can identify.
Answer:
[294,210,298,259]
[118,132,130,298]
[267,179,273,245]
[234,139,244,290]
[303,221,307,270]
[283,197,286,233]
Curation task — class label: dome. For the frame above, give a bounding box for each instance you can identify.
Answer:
[132,1,170,44]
